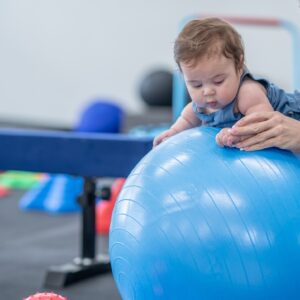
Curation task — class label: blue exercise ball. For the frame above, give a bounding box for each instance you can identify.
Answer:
[109,127,300,300]
[75,100,123,133]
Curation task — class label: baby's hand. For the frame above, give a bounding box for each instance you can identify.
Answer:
[153,128,177,147]
[216,128,239,147]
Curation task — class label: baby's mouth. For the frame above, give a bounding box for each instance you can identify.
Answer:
[207,101,218,108]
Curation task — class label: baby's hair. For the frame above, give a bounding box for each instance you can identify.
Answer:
[174,17,244,72]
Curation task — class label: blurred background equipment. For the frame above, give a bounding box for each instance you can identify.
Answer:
[75,99,124,133]
[139,69,173,107]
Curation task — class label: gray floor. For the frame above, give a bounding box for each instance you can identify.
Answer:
[0,190,121,300]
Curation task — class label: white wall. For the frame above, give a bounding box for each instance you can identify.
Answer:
[0,0,299,127]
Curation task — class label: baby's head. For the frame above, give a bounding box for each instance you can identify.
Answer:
[174,18,246,112]
[174,17,244,73]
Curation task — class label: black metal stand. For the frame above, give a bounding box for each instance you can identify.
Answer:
[44,177,111,288]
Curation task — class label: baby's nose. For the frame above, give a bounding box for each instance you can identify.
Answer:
[203,87,214,96]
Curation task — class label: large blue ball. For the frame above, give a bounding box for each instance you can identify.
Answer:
[109,127,300,300]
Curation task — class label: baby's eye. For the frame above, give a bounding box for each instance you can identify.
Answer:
[214,79,224,85]
[192,84,202,88]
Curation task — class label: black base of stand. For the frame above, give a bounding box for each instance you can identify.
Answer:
[44,255,111,288]
[43,177,111,288]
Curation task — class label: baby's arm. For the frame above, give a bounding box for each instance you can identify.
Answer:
[153,102,201,147]
[237,79,273,115]
[216,79,273,147]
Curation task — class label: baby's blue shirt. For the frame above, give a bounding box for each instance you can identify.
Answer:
[192,69,300,128]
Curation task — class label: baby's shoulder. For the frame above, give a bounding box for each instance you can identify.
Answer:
[237,78,270,115]
[239,78,267,97]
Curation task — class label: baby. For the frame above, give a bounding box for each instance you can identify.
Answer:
[153,17,300,147]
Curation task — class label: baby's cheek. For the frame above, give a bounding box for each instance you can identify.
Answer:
[189,90,202,103]
[220,86,237,102]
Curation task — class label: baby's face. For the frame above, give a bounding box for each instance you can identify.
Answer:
[181,54,242,113]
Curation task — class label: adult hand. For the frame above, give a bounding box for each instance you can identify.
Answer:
[228,111,300,153]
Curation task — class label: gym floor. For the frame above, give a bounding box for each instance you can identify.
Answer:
[0,189,121,300]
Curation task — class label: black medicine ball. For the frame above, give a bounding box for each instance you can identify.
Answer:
[139,69,173,107]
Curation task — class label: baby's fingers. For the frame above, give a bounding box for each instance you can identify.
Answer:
[153,131,170,147]
[215,132,225,147]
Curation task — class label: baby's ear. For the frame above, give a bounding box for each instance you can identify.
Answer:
[238,54,244,69]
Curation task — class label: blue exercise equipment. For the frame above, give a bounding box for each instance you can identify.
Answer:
[21,100,124,214]
[75,99,124,133]
[0,128,152,177]
[129,123,170,138]
[109,126,300,300]
[19,174,83,213]
[0,127,152,287]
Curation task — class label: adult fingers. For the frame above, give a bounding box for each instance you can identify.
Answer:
[232,111,284,136]
[234,112,274,127]
[230,117,273,137]
[235,126,279,149]
[241,136,279,151]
